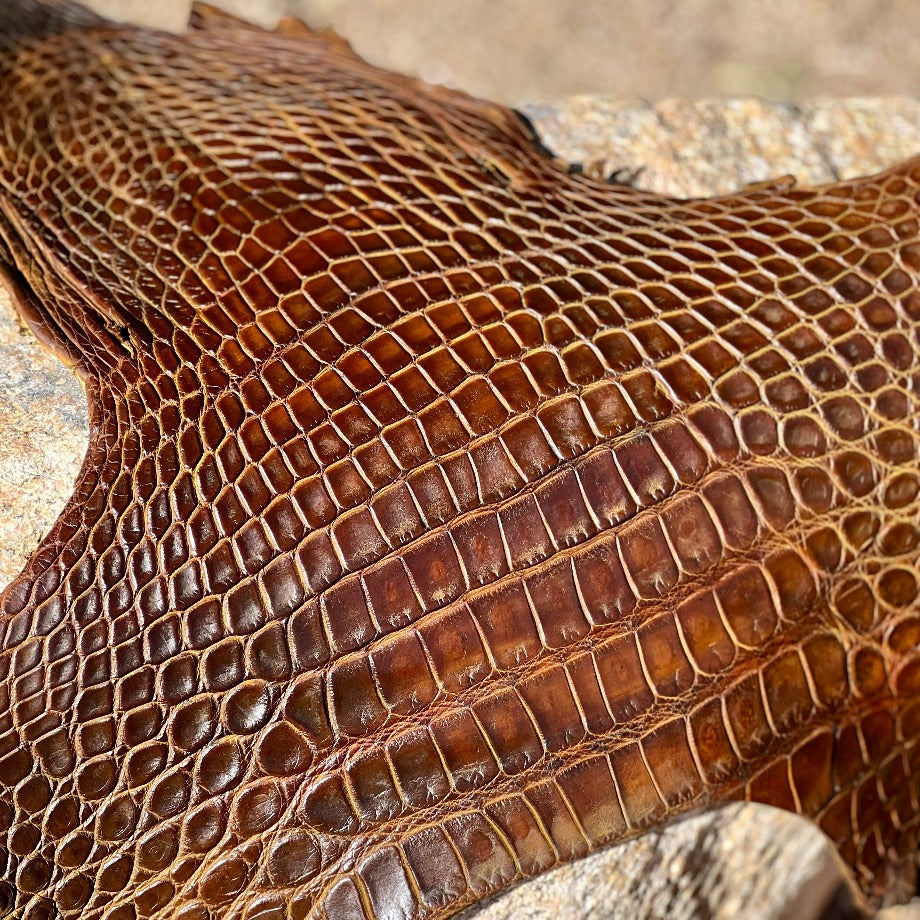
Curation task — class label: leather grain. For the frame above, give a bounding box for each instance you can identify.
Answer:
[0,2,918,918]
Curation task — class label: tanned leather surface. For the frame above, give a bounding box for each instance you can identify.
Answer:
[0,2,918,918]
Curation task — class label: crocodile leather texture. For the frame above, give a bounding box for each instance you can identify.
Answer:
[0,2,919,918]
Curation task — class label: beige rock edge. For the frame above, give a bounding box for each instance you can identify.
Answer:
[1,91,920,920]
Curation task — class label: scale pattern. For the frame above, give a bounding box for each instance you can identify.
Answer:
[0,2,918,918]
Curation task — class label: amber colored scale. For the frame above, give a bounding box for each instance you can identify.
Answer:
[0,2,918,918]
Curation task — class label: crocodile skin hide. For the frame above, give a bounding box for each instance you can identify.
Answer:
[0,2,919,918]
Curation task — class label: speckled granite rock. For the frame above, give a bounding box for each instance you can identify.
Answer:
[7,11,920,917]
[462,804,853,920]
[0,290,85,588]
[524,97,920,197]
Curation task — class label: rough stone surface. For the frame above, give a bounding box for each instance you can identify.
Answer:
[463,805,852,920]
[0,292,85,588]
[525,97,920,197]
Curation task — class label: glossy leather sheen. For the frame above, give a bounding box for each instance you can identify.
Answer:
[0,2,918,918]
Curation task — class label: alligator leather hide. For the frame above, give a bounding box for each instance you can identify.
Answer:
[0,2,919,918]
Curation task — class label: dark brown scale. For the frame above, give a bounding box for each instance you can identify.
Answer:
[0,2,919,918]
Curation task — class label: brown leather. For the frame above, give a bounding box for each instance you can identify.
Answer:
[0,2,918,918]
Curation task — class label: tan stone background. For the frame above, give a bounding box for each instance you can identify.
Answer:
[90,0,920,103]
